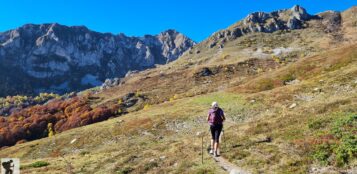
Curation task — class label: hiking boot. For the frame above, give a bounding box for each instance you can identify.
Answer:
[216,150,220,157]
[209,149,213,155]
[214,151,218,157]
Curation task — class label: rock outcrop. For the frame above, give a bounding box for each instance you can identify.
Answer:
[206,5,342,48]
[0,24,195,96]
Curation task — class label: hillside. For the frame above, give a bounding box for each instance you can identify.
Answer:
[0,5,356,174]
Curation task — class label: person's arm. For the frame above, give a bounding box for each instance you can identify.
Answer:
[221,110,226,121]
[207,113,210,122]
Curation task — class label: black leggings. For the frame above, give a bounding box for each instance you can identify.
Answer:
[210,124,223,143]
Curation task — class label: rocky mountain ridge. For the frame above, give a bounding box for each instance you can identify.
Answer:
[0,23,195,97]
[206,5,345,48]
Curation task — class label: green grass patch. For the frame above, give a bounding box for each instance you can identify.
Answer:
[191,92,243,107]
[190,92,260,122]
[191,92,246,118]
[308,118,329,130]
[21,161,50,169]
[311,113,357,167]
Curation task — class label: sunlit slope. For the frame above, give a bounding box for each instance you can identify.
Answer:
[0,44,356,173]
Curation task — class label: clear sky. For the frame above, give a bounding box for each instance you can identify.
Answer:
[0,0,356,42]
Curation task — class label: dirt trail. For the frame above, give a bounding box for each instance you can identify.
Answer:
[212,155,251,174]
[211,122,251,174]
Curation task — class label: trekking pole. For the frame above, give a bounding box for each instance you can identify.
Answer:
[196,131,204,164]
[201,134,204,164]
[218,128,224,152]
[222,129,225,152]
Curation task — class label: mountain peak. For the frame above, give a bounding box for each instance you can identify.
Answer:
[291,5,306,12]
[160,29,178,35]
[290,5,311,20]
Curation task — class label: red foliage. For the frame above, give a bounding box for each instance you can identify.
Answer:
[0,97,118,147]
[293,134,338,151]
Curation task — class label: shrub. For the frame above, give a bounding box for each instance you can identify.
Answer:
[80,151,90,156]
[334,131,356,167]
[0,96,118,147]
[0,93,60,116]
[169,94,178,102]
[330,114,356,138]
[135,91,141,97]
[280,73,296,84]
[255,78,275,91]
[143,104,150,110]
[272,55,281,63]
[47,123,55,137]
[27,161,50,168]
[312,143,332,165]
[117,167,133,174]
[311,113,357,167]
[308,119,326,130]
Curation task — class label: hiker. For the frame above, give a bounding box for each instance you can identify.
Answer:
[207,101,225,157]
[2,159,14,174]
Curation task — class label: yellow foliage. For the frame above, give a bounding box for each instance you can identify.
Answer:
[143,104,150,110]
[135,91,141,97]
[169,94,179,102]
[47,123,55,137]
[8,117,17,122]
[271,55,281,63]
[34,96,41,103]
[4,101,10,107]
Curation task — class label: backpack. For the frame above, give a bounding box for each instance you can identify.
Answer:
[208,108,223,125]
[2,161,9,169]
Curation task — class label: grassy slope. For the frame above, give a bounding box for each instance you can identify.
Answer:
[1,92,252,173]
[0,44,355,173]
[224,45,357,173]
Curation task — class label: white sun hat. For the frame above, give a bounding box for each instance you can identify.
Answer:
[211,101,218,108]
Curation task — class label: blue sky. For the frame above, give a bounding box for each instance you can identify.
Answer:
[0,0,356,41]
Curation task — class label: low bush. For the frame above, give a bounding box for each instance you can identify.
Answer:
[311,113,357,167]
[117,166,133,174]
[255,78,275,91]
[27,161,50,168]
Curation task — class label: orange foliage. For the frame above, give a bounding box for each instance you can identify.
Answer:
[0,97,118,147]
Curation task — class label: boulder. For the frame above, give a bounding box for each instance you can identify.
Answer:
[289,103,297,109]
[197,67,214,77]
